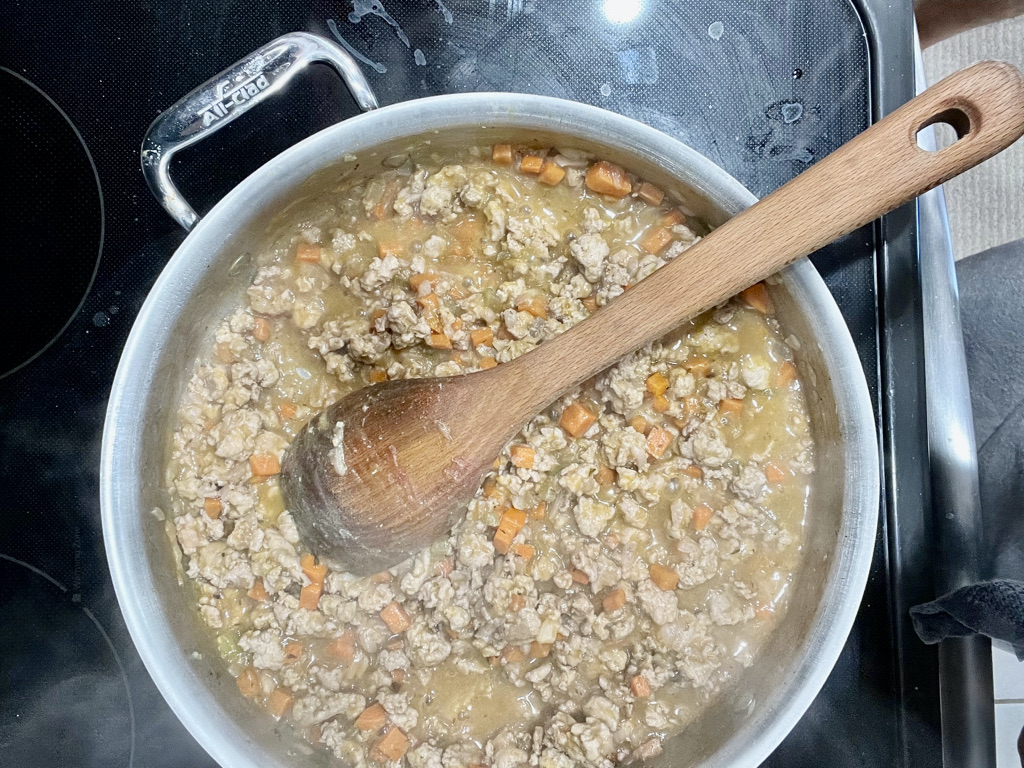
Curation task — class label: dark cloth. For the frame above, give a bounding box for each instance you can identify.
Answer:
[911,580,1024,660]
[910,240,1024,653]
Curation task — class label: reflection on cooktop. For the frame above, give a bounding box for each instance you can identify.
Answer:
[0,68,103,378]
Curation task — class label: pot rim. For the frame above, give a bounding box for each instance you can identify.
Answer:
[101,91,878,768]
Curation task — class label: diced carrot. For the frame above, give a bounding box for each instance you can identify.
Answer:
[370,570,393,584]
[513,543,535,561]
[493,507,528,554]
[636,181,665,206]
[204,497,222,519]
[646,372,670,397]
[684,357,712,377]
[571,569,590,585]
[326,630,357,662]
[649,563,679,591]
[596,465,617,486]
[450,217,484,258]
[369,368,388,383]
[252,317,271,342]
[517,296,548,319]
[420,299,444,334]
[630,674,652,698]
[392,668,407,685]
[355,702,388,731]
[640,226,673,254]
[776,361,798,386]
[296,243,322,263]
[434,557,454,577]
[236,666,261,698]
[581,295,599,313]
[652,394,670,413]
[372,178,402,221]
[283,642,304,664]
[559,401,598,438]
[531,500,547,519]
[482,478,501,498]
[509,444,535,469]
[530,641,552,658]
[215,342,235,364]
[629,415,649,434]
[681,464,704,480]
[765,462,788,483]
[585,160,632,198]
[417,292,441,312]
[502,645,527,663]
[427,333,453,350]
[371,726,410,763]
[299,582,322,610]
[376,241,405,259]
[277,402,297,421]
[268,687,293,718]
[248,578,269,601]
[660,209,686,227]
[719,398,744,416]
[408,272,440,293]
[740,282,774,314]
[692,504,714,531]
[520,155,544,174]
[387,638,404,653]
[502,507,528,532]
[249,453,281,476]
[478,356,498,370]
[538,160,566,185]
[602,587,627,613]
[451,318,464,332]
[379,601,412,633]
[470,328,494,347]
[300,553,328,585]
[509,594,526,612]
[492,144,513,165]
[646,426,673,458]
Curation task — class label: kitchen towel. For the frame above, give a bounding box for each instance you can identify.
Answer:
[911,239,1024,654]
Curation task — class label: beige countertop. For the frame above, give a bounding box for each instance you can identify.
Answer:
[922,16,1024,261]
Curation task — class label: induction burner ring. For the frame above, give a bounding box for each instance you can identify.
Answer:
[0,553,135,765]
[0,68,104,379]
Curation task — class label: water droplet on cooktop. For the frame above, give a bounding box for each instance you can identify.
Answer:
[600,82,612,97]
[0,68,103,378]
[708,21,724,40]
[781,102,804,123]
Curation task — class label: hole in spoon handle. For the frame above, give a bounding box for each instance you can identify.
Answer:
[897,60,1024,194]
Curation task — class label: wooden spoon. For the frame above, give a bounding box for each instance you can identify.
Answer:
[281,61,1024,575]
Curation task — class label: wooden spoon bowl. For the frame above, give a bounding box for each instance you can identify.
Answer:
[282,61,1024,575]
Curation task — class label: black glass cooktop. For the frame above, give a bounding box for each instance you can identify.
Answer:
[0,1,937,766]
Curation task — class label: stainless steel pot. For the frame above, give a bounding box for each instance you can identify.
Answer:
[102,32,879,768]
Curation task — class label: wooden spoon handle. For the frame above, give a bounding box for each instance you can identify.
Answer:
[503,60,1024,409]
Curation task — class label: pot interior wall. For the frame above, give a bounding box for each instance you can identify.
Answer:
[130,115,860,767]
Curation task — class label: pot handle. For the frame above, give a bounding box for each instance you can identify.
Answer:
[141,31,379,231]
